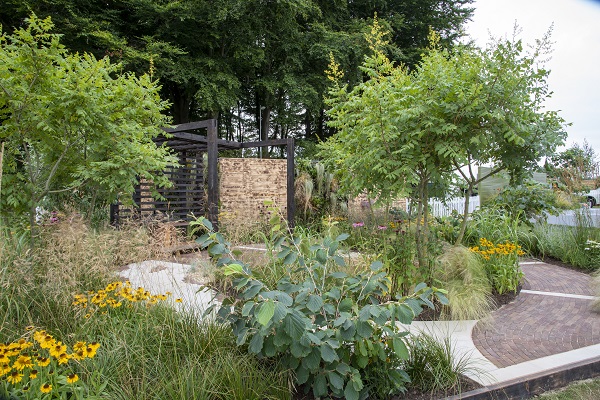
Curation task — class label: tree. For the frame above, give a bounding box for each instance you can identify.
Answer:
[320,22,457,269]
[0,15,178,230]
[319,22,566,259]
[547,140,599,193]
[0,0,475,142]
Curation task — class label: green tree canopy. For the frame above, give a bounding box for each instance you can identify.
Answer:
[0,0,474,144]
[320,23,567,246]
[0,15,178,227]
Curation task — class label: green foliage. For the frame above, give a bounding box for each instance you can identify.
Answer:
[433,210,463,244]
[465,206,521,246]
[487,183,561,225]
[294,158,345,229]
[0,0,474,140]
[547,140,599,188]
[346,219,425,296]
[196,216,448,399]
[320,19,566,258]
[436,246,494,320]
[0,15,178,226]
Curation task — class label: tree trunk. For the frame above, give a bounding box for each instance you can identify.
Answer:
[169,85,192,124]
[414,175,428,270]
[260,105,271,158]
[455,184,473,245]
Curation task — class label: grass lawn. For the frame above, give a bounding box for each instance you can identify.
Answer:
[537,378,600,399]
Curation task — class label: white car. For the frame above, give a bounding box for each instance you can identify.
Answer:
[586,188,600,207]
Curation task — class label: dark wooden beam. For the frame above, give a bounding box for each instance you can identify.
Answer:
[287,137,295,230]
[159,129,240,149]
[240,139,289,148]
[207,119,219,230]
[163,119,216,132]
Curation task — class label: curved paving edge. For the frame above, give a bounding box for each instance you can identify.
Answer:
[472,261,600,368]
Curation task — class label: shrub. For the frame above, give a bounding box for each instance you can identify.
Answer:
[197,217,447,400]
[464,206,521,247]
[487,183,561,225]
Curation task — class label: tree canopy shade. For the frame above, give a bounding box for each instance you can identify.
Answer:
[0,0,474,146]
[0,15,178,228]
[319,23,567,247]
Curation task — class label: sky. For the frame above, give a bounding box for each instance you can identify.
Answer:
[465,0,600,155]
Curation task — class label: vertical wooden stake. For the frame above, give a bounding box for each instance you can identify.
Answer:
[207,119,219,230]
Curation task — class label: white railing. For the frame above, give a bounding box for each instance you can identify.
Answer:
[407,196,480,218]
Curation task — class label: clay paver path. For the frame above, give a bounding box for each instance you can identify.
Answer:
[472,261,600,368]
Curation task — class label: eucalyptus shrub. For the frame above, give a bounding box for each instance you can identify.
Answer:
[195,217,447,400]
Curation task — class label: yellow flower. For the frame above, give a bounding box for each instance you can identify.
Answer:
[0,354,9,364]
[67,373,79,383]
[7,371,23,384]
[13,355,33,370]
[49,343,67,358]
[40,383,52,394]
[33,330,45,341]
[175,298,183,303]
[57,353,70,365]
[36,357,50,367]
[73,342,86,352]
[29,369,38,379]
[40,335,55,349]
[0,362,11,376]
[84,343,100,359]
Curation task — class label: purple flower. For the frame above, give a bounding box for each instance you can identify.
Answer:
[377,225,387,230]
[352,222,364,228]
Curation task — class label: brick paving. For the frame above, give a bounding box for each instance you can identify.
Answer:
[472,261,600,368]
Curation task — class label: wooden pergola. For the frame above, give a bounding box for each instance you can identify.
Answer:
[110,119,295,229]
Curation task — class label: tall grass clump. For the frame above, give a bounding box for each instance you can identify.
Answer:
[79,302,290,400]
[403,333,481,396]
[1,219,291,400]
[1,217,158,337]
[435,246,494,320]
[464,206,520,247]
[533,208,600,270]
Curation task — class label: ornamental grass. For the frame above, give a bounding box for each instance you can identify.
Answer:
[1,221,290,400]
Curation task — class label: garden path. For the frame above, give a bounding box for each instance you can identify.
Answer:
[472,260,599,368]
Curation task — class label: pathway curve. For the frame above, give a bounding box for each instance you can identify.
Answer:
[472,261,600,368]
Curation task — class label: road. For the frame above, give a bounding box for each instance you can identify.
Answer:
[546,207,600,227]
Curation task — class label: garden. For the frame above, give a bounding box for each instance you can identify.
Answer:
[2,11,600,400]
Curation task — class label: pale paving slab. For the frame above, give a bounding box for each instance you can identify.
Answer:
[119,260,216,315]
[403,320,600,386]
